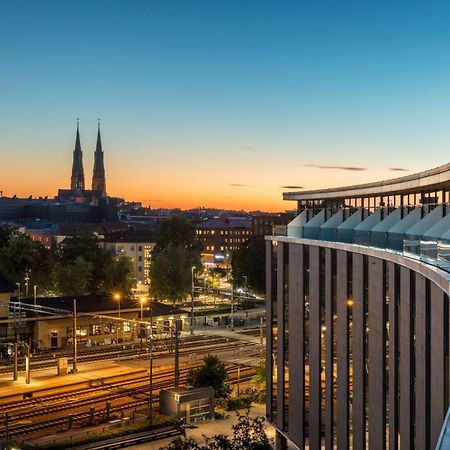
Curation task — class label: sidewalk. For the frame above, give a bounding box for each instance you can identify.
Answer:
[126,404,276,450]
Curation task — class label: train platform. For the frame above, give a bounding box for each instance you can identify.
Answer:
[0,355,183,401]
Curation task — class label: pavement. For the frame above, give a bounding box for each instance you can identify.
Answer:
[126,403,276,450]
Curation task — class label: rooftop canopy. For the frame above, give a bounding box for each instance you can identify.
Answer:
[284,163,450,202]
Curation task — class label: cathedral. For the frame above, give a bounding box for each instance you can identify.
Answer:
[58,121,107,203]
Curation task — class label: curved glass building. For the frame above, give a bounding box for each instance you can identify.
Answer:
[267,164,450,449]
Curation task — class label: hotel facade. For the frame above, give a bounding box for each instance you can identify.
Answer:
[267,164,450,449]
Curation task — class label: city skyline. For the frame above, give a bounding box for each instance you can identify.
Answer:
[2,1,450,210]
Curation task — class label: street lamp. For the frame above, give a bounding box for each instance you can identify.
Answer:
[113,293,121,344]
[139,297,146,352]
[243,275,248,294]
[190,266,196,335]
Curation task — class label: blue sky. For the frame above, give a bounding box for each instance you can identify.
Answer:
[1,1,450,210]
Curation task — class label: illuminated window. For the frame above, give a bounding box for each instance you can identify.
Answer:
[220,246,224,251]
[123,322,131,332]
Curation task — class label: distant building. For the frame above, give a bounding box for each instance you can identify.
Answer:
[0,293,188,349]
[252,212,296,237]
[195,217,252,264]
[103,228,156,287]
[58,121,107,203]
[0,122,118,224]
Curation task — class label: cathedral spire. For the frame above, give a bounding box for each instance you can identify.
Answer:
[92,119,107,197]
[71,120,85,190]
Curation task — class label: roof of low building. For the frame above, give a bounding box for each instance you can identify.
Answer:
[0,274,16,293]
[102,227,156,243]
[21,295,187,316]
[196,217,252,230]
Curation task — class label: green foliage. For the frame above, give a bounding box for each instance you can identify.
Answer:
[102,255,135,296]
[231,237,265,292]
[187,354,232,399]
[57,233,134,296]
[54,256,93,296]
[0,230,55,293]
[150,245,192,304]
[252,363,266,390]
[154,216,202,260]
[223,396,252,411]
[161,410,271,450]
[0,228,134,297]
[150,217,202,304]
[58,234,110,293]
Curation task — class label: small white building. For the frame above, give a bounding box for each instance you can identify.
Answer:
[102,228,156,289]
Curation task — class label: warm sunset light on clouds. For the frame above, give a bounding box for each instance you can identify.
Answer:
[2,1,450,211]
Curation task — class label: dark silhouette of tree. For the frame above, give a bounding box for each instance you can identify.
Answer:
[231,237,265,292]
[161,410,271,450]
[150,217,202,304]
[149,245,192,305]
[187,354,232,399]
[0,229,55,293]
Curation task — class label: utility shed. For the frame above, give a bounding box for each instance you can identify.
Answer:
[159,386,215,424]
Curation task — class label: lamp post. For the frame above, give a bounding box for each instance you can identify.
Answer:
[190,266,196,335]
[243,275,248,294]
[140,297,146,352]
[230,283,234,331]
[114,293,121,345]
[33,285,37,307]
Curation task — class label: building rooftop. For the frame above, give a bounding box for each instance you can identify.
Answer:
[20,295,187,316]
[284,163,450,201]
[196,217,252,230]
[0,274,16,293]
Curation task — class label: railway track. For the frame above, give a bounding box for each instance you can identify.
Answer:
[0,365,255,438]
[0,334,237,374]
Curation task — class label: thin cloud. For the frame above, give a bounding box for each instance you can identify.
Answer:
[229,183,251,187]
[389,167,410,172]
[240,145,257,152]
[305,164,367,171]
[281,185,303,189]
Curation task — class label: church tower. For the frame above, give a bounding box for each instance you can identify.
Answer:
[92,120,107,197]
[70,121,85,190]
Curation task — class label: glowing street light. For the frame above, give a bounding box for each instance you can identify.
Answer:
[113,293,121,344]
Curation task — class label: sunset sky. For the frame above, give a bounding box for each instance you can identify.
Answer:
[2,1,450,211]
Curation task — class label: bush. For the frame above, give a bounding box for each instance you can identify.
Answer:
[224,396,252,411]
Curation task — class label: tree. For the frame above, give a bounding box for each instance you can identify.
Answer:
[54,256,93,296]
[161,410,271,450]
[149,217,202,304]
[102,256,134,297]
[150,245,192,305]
[252,362,266,391]
[187,354,232,399]
[227,411,271,450]
[0,230,56,293]
[57,233,134,296]
[154,216,202,256]
[231,237,265,292]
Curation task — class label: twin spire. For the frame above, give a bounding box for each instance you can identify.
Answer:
[70,120,107,197]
